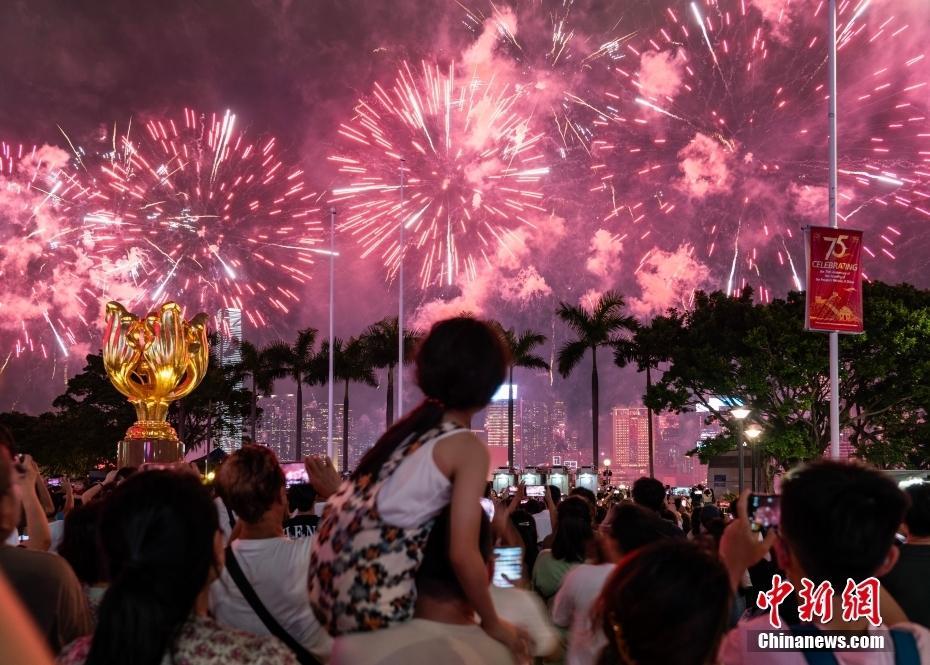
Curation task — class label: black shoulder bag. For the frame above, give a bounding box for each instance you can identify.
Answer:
[223,546,323,665]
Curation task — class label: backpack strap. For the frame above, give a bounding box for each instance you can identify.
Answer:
[788,623,840,665]
[890,628,920,665]
[224,546,321,665]
[378,421,465,480]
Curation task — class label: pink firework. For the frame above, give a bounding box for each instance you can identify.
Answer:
[461,0,633,157]
[329,60,550,288]
[75,109,324,329]
[0,140,105,361]
[585,0,929,302]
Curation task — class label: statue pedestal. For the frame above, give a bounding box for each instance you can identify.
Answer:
[117,438,184,468]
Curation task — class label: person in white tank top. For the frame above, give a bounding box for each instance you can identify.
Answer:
[309,317,530,662]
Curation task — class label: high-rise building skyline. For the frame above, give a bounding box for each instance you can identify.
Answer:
[215,308,243,454]
[611,407,650,481]
[256,393,295,462]
[482,385,519,468]
[255,396,356,468]
[520,400,549,468]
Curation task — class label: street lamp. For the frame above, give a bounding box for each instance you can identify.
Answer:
[603,458,613,487]
[745,425,763,492]
[731,407,751,494]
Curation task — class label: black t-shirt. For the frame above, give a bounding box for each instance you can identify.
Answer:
[283,514,319,540]
[882,543,930,629]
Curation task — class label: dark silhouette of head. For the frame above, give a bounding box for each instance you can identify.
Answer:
[632,476,666,513]
[354,317,509,479]
[551,496,594,564]
[59,500,107,586]
[597,540,731,665]
[85,471,219,665]
[217,444,286,524]
[780,460,907,587]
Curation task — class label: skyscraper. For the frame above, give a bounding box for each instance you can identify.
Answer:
[612,407,650,481]
[215,308,243,454]
[483,384,518,467]
[256,394,295,462]
[520,400,550,468]
[255,396,356,467]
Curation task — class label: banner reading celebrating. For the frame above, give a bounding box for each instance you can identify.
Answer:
[805,227,864,334]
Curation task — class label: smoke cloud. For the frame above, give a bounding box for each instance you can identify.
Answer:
[676,133,735,199]
[629,244,710,318]
[637,49,687,100]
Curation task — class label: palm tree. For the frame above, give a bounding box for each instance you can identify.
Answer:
[496,326,550,469]
[318,337,378,471]
[556,292,637,468]
[363,317,420,429]
[265,328,320,461]
[614,321,672,478]
[238,340,277,444]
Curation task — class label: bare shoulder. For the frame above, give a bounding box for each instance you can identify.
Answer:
[433,430,489,475]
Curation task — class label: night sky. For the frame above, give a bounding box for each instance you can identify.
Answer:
[1,0,927,458]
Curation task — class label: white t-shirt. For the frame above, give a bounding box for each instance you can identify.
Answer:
[214,496,234,544]
[551,563,616,665]
[491,585,560,658]
[377,428,463,529]
[49,519,65,552]
[718,615,930,665]
[331,618,514,665]
[209,536,332,662]
[533,510,553,543]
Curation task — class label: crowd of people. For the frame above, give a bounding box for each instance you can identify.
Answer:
[1,315,930,664]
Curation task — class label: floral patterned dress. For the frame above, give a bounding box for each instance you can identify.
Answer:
[309,422,463,636]
[56,614,297,665]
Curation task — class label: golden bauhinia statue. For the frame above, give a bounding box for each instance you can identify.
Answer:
[103,301,210,467]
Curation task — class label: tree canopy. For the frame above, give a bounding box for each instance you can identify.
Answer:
[642,282,930,470]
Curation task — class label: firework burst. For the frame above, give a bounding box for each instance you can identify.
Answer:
[329,60,550,288]
[73,108,324,329]
[0,140,110,362]
[584,0,929,301]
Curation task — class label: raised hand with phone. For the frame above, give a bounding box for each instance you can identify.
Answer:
[14,454,52,551]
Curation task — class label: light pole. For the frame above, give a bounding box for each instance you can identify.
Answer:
[603,458,612,488]
[827,0,841,459]
[745,425,763,492]
[731,407,751,494]
[397,159,406,420]
[327,208,336,465]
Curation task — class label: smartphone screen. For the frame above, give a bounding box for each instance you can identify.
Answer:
[281,462,309,487]
[47,477,62,488]
[747,494,780,530]
[525,485,545,498]
[480,497,495,521]
[493,547,523,588]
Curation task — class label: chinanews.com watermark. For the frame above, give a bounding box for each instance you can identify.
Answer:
[750,631,889,653]
[749,575,892,653]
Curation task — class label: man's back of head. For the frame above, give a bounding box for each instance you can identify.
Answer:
[217,444,286,524]
[607,503,684,556]
[780,460,906,586]
[287,483,317,514]
[632,477,666,513]
[904,483,930,540]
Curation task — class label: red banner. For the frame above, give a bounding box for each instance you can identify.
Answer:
[805,227,864,333]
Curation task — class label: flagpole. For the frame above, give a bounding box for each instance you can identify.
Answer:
[327,207,336,464]
[397,159,406,420]
[828,0,841,459]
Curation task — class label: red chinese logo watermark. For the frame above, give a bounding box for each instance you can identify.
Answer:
[756,576,882,628]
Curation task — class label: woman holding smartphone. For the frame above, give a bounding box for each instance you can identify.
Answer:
[309,317,529,660]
